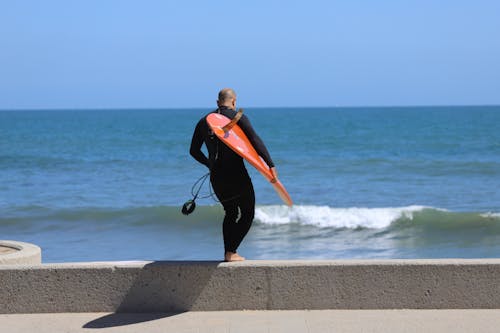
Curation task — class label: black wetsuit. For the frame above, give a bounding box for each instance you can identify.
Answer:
[190,106,274,253]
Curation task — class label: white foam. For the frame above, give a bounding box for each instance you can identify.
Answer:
[480,212,500,219]
[254,205,428,229]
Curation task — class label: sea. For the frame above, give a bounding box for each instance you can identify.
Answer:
[1,106,500,262]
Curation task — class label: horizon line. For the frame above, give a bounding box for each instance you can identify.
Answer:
[1,103,499,112]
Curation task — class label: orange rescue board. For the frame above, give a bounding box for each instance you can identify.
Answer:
[206,113,293,206]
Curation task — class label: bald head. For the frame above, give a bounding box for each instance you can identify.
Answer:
[217,88,237,109]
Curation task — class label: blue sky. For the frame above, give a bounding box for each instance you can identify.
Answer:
[1,1,499,109]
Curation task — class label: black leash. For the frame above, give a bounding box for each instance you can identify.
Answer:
[181,172,210,215]
[181,172,243,215]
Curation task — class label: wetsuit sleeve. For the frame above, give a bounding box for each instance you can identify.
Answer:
[189,119,209,168]
[239,115,275,168]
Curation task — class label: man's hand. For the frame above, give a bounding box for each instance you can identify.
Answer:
[270,167,278,183]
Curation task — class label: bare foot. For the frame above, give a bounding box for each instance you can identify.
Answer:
[224,251,245,262]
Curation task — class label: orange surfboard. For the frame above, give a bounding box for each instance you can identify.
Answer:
[206,113,293,206]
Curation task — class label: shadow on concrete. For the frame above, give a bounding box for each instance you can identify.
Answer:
[116,260,221,312]
[83,312,182,328]
[82,260,222,328]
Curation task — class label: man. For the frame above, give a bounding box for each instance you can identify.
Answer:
[190,88,278,262]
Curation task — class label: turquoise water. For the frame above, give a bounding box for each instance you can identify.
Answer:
[1,106,500,261]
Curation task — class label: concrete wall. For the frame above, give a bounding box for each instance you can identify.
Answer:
[2,259,500,313]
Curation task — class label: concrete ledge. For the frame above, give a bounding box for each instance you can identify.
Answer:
[0,240,41,265]
[2,259,500,313]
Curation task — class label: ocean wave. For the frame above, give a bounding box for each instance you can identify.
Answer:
[2,204,500,231]
[480,212,500,219]
[254,205,429,228]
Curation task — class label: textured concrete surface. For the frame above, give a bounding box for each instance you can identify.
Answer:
[2,310,500,333]
[3,259,500,313]
[0,240,41,265]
